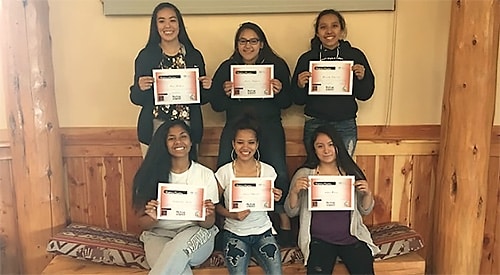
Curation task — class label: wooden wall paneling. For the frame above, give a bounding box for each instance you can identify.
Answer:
[122,157,143,235]
[356,156,376,226]
[84,158,107,229]
[391,155,413,225]
[102,157,124,231]
[481,156,500,274]
[373,156,394,224]
[0,160,21,274]
[65,158,89,225]
[410,155,438,265]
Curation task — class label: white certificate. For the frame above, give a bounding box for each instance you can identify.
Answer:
[230,65,274,99]
[308,60,353,95]
[157,183,205,221]
[228,177,274,212]
[307,175,355,211]
[153,68,200,105]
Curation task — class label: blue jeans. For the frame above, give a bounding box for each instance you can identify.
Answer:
[222,229,282,275]
[303,117,357,157]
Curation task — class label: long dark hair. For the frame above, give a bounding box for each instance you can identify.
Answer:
[145,2,195,51]
[302,125,366,181]
[310,9,347,52]
[230,22,282,64]
[132,120,197,210]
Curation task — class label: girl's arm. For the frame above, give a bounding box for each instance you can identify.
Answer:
[354,180,375,215]
[130,49,155,106]
[209,61,233,112]
[138,199,159,230]
[271,58,293,109]
[198,199,216,228]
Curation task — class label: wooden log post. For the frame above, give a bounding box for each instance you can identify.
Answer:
[1,0,67,273]
[433,0,499,274]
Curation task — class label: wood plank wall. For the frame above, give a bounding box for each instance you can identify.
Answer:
[0,126,499,273]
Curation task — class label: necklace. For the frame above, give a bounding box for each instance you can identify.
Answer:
[232,159,260,177]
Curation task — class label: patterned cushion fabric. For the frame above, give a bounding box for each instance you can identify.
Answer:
[46,224,149,269]
[369,222,424,260]
[47,223,304,270]
[46,222,422,269]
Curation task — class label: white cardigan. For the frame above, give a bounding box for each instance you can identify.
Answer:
[284,167,380,264]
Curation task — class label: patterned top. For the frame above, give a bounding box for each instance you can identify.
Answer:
[153,45,190,122]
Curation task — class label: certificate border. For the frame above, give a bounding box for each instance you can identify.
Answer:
[228,177,274,212]
[307,175,355,211]
[157,183,206,221]
[152,68,201,105]
[308,60,354,96]
[230,64,274,99]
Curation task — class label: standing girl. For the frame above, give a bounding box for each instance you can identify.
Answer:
[210,22,293,245]
[291,9,375,156]
[129,2,212,157]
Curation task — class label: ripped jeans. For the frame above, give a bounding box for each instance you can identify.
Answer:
[140,225,218,275]
[222,229,282,275]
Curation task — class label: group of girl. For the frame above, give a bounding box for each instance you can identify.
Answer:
[130,2,377,275]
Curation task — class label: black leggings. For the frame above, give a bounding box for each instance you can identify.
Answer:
[306,238,374,275]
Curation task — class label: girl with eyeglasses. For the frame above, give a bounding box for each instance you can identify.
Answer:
[210,22,294,247]
[291,9,375,157]
[129,2,212,158]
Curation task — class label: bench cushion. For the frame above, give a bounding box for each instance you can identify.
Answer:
[47,222,423,269]
[370,222,425,260]
[46,224,149,269]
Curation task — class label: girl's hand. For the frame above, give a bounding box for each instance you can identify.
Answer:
[291,177,310,195]
[145,200,159,220]
[204,199,216,217]
[230,209,251,221]
[138,76,154,91]
[272,188,283,201]
[354,180,371,195]
[270,79,283,94]
[352,64,366,80]
[297,71,312,88]
[199,76,212,90]
[223,81,234,97]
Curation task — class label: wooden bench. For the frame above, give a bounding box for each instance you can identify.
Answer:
[42,252,425,275]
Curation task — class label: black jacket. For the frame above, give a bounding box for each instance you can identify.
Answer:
[291,40,375,121]
[210,57,292,124]
[129,44,209,145]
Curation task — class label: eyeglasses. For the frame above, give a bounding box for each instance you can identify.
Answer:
[238,38,260,46]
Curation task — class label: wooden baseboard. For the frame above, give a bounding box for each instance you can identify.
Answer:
[42,253,425,275]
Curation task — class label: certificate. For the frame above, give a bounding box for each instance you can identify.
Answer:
[307,175,355,211]
[230,65,274,99]
[153,68,200,105]
[308,60,353,95]
[228,177,274,212]
[157,183,205,221]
